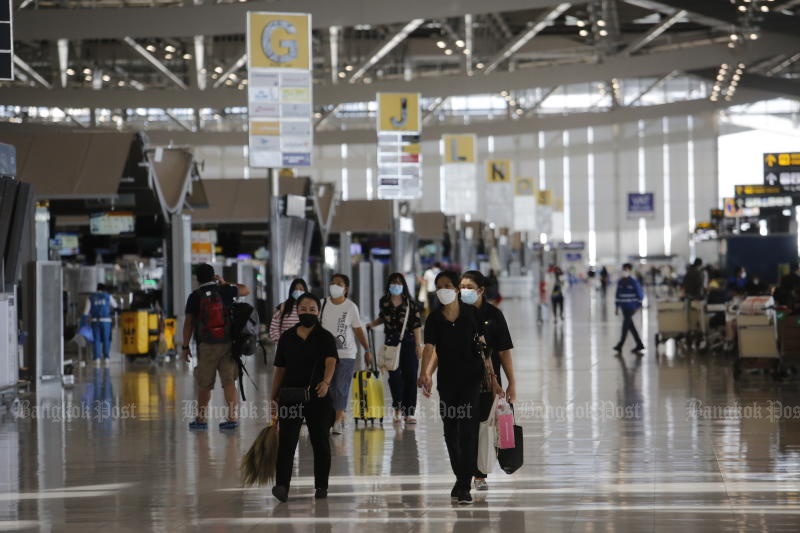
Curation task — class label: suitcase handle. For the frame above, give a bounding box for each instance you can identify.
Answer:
[367,328,380,375]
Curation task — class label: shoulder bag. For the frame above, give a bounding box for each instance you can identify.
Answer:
[277,355,319,405]
[379,301,410,372]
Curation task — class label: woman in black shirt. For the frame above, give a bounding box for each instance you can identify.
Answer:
[270,293,338,503]
[418,270,500,505]
[366,273,423,424]
[460,270,516,491]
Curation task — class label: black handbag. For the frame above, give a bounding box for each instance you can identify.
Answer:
[278,359,318,405]
[496,424,524,474]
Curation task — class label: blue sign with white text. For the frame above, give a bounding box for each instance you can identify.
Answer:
[627,193,654,218]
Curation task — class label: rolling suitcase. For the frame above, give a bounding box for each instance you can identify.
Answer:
[351,330,385,427]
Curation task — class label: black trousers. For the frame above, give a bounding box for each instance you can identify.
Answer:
[275,397,334,490]
[618,308,643,347]
[387,337,419,417]
[551,296,564,318]
[439,383,481,489]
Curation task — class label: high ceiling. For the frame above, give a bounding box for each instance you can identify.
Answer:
[3,0,800,141]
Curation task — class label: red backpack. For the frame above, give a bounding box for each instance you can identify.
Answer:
[197,286,231,344]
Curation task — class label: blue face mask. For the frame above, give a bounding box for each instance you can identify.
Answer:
[461,288,479,305]
[389,284,404,296]
[292,290,304,300]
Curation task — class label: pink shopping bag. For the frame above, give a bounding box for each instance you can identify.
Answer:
[496,399,515,449]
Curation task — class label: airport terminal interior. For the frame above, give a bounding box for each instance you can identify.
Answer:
[2,0,800,531]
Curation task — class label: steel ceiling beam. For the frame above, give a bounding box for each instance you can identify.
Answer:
[212,53,247,89]
[4,35,796,109]
[483,3,572,74]
[349,19,425,82]
[123,36,188,90]
[13,56,51,88]
[57,39,69,88]
[623,10,686,55]
[626,70,678,106]
[689,68,800,101]
[15,0,576,41]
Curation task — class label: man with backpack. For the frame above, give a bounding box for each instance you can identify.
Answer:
[182,263,250,430]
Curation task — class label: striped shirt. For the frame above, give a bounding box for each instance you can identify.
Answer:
[269,304,300,343]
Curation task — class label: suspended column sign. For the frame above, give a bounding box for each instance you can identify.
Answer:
[376,92,422,199]
[441,134,477,215]
[247,12,313,168]
[536,189,553,236]
[627,192,655,219]
[764,152,800,191]
[552,196,565,240]
[485,159,513,228]
[0,0,12,80]
[513,177,536,232]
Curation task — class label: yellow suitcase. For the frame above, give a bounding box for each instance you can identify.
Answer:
[121,310,149,355]
[351,330,385,426]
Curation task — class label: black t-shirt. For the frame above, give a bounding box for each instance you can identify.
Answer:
[476,302,514,383]
[274,324,338,389]
[424,302,485,391]
[184,282,239,342]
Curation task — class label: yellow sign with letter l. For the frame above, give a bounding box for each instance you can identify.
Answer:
[248,12,311,70]
[442,134,476,163]
[377,93,421,133]
[485,160,511,183]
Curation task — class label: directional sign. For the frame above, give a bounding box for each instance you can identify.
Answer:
[485,160,511,183]
[442,134,476,163]
[377,93,421,134]
[735,184,783,196]
[627,192,655,219]
[537,189,553,206]
[764,152,800,191]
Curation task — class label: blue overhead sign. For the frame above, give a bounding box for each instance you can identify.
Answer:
[627,193,654,219]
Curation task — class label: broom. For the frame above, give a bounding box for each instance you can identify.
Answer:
[241,418,279,487]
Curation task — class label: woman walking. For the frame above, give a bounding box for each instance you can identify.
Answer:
[459,270,516,491]
[268,278,309,343]
[366,273,423,424]
[270,293,337,502]
[320,273,371,434]
[418,271,499,505]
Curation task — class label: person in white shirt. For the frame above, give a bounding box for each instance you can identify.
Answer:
[320,273,371,434]
[422,262,442,313]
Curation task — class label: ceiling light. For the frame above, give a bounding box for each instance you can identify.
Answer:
[738,5,747,11]
[101,74,111,82]
[83,68,91,75]
[463,48,471,54]
[761,5,769,12]
[579,29,589,37]
[576,20,586,27]
[436,40,446,49]
[500,90,509,96]
[200,68,207,74]
[211,73,219,79]
[728,42,735,48]
[476,62,484,69]
[444,49,453,55]
[713,85,720,91]
[164,53,173,60]
[738,63,746,69]
[242,79,247,85]
[731,80,738,86]
[749,33,758,40]
[345,65,353,72]
[732,74,741,80]
[214,66,223,74]
[314,112,322,119]
[225,79,233,86]
[165,45,176,53]
[455,39,465,48]
[66,68,75,76]
[599,29,608,36]
[84,75,92,82]
[338,71,346,78]
[118,80,126,87]
[721,63,729,69]
[515,108,523,115]
[229,73,238,80]
[730,33,739,41]
[146,45,156,52]
[597,20,606,27]
[183,53,192,60]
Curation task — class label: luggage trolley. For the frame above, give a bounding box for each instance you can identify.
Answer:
[654,298,689,350]
[734,296,781,378]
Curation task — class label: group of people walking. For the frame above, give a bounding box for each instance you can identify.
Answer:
[263,268,516,504]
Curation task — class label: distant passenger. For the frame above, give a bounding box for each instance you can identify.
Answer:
[776,262,800,310]
[82,283,118,366]
[551,280,565,321]
[422,262,442,312]
[320,273,371,435]
[745,274,768,297]
[268,278,309,343]
[614,263,645,354]
[418,270,500,505]
[366,273,423,424]
[182,264,250,431]
[683,258,705,300]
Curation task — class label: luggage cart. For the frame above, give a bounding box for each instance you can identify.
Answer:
[734,296,781,378]
[654,299,689,351]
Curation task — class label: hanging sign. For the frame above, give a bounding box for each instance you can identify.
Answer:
[764,152,800,191]
[443,134,476,163]
[441,134,477,215]
[485,160,511,183]
[247,12,313,168]
[376,93,422,199]
[627,192,655,219]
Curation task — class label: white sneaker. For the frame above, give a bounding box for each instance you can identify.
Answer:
[103,358,111,366]
[331,421,343,435]
[405,416,417,425]
[93,359,101,367]
[473,478,489,491]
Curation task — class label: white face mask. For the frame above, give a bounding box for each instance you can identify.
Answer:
[329,284,345,299]
[436,288,457,305]
[622,271,631,278]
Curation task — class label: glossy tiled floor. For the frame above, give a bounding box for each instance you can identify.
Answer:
[3,286,800,531]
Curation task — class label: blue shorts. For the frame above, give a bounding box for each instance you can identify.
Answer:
[329,357,356,411]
